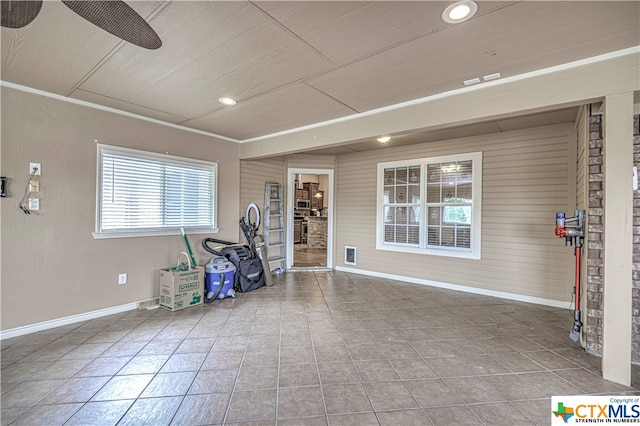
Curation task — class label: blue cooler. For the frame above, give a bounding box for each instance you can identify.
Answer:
[205,257,236,300]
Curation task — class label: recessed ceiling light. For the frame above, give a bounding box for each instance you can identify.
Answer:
[377,136,391,143]
[442,1,478,24]
[218,97,237,106]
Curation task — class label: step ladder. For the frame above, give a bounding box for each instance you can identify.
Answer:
[263,182,286,272]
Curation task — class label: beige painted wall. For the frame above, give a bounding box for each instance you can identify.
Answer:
[1,87,241,330]
[334,124,576,303]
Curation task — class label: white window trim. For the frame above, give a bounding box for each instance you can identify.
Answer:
[376,152,482,260]
[93,144,219,239]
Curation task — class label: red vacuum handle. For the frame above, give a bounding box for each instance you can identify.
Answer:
[555,225,567,238]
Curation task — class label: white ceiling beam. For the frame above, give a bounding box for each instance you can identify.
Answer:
[240,48,640,160]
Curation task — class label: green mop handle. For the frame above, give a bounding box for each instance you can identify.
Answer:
[180,227,197,269]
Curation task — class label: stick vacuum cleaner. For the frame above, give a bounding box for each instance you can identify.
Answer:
[555,210,585,343]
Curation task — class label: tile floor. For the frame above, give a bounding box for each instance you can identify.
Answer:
[1,271,638,425]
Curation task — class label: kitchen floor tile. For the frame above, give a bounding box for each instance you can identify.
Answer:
[443,376,505,404]
[279,345,316,365]
[354,359,400,382]
[188,368,238,394]
[376,409,432,426]
[389,357,438,380]
[121,396,183,426]
[235,366,278,391]
[278,385,325,418]
[2,271,637,426]
[518,371,584,396]
[363,381,419,411]
[405,378,464,407]
[512,398,554,425]
[117,354,169,375]
[482,374,547,400]
[140,371,196,398]
[1,379,66,408]
[470,402,534,425]
[74,356,131,377]
[279,363,320,387]
[170,393,230,425]
[8,402,83,426]
[159,352,206,373]
[322,383,372,414]
[327,412,378,425]
[91,374,154,401]
[38,376,110,404]
[424,356,476,378]
[424,405,483,425]
[226,389,277,422]
[317,361,360,385]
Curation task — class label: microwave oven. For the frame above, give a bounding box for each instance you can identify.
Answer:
[296,199,310,209]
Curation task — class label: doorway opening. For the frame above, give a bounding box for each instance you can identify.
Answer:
[287,168,333,270]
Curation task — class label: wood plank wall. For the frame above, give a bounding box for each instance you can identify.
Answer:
[335,124,576,303]
[239,158,286,242]
[286,154,336,170]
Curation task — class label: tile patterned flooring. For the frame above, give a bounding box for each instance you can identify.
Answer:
[1,271,638,425]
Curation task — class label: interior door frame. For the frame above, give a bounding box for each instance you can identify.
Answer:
[286,168,334,270]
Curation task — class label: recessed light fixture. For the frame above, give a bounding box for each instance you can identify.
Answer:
[218,97,237,106]
[442,1,478,24]
[377,136,391,143]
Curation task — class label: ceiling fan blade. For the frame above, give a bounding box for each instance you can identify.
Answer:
[1,0,43,28]
[61,0,161,50]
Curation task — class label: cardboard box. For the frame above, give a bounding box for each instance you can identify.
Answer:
[158,266,204,312]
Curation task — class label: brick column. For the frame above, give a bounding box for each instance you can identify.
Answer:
[586,111,640,367]
[633,115,640,363]
[586,115,604,356]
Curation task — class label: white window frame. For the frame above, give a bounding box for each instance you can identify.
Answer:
[376,152,482,260]
[94,144,218,239]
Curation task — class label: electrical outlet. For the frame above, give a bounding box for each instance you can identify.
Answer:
[28,198,39,211]
[30,162,41,175]
[118,273,127,285]
[29,180,40,192]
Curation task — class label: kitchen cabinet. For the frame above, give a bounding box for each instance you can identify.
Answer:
[303,183,323,210]
[294,219,302,243]
[312,191,323,209]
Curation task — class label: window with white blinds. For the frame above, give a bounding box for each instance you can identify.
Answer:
[94,144,217,238]
[376,152,482,259]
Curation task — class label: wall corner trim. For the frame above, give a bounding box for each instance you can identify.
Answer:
[334,266,572,309]
[0,301,141,340]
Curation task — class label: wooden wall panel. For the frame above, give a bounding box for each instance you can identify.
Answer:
[335,124,576,302]
[239,158,285,242]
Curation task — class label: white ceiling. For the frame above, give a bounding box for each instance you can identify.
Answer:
[2,1,639,151]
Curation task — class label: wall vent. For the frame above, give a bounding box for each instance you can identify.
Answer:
[345,246,357,265]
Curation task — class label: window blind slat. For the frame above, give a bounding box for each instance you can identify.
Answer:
[98,145,217,234]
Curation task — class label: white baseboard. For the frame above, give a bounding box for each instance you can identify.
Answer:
[335,266,571,310]
[0,301,142,340]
